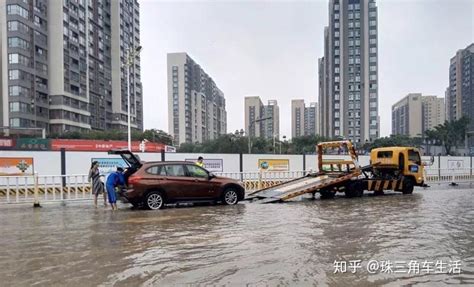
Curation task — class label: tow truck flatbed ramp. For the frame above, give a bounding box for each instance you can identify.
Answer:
[247,172,359,203]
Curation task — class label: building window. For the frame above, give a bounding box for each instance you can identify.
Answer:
[370,102,377,108]
[8,53,18,64]
[9,102,20,112]
[8,70,20,80]
[370,38,376,45]
[370,65,377,72]
[7,5,29,19]
[8,37,30,50]
[9,85,29,97]
[10,118,20,127]
[370,74,377,81]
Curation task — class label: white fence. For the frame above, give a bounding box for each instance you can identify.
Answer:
[0,169,472,205]
[0,174,92,204]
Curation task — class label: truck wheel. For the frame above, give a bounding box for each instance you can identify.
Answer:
[402,178,414,194]
[345,182,363,198]
[320,189,335,199]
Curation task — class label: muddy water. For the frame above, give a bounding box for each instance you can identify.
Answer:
[0,187,473,286]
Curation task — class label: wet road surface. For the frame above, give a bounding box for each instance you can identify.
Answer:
[0,187,473,286]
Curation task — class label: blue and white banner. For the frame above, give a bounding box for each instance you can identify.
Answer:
[92,158,127,178]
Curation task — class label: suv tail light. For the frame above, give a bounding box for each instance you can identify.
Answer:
[128,175,142,187]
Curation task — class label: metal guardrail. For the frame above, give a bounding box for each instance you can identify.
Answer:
[0,169,472,205]
[0,173,91,204]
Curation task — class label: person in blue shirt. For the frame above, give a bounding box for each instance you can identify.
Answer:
[106,167,125,210]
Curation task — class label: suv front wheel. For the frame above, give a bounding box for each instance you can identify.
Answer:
[222,188,239,205]
[145,191,165,210]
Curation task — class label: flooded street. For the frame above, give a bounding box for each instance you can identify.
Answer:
[0,187,473,286]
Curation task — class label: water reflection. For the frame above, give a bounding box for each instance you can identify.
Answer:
[0,188,472,286]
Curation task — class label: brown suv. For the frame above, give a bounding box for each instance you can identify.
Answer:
[109,150,245,210]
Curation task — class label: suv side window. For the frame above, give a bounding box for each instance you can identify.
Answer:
[165,165,185,177]
[146,165,166,176]
[186,164,208,178]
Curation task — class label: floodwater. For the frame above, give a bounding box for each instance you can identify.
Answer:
[0,187,473,286]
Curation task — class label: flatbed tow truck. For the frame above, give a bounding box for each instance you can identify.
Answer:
[247,140,427,203]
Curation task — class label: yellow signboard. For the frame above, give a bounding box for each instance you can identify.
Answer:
[258,159,290,171]
[0,157,34,175]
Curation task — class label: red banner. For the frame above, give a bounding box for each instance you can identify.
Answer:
[0,138,15,148]
[51,139,164,152]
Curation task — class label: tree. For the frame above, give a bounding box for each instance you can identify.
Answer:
[424,117,470,155]
[49,129,173,145]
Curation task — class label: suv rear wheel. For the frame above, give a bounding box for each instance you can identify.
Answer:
[145,191,165,210]
[222,188,239,205]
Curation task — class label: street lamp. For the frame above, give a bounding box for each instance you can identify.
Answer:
[124,45,142,151]
[248,117,272,154]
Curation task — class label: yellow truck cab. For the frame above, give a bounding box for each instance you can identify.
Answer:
[370,147,425,193]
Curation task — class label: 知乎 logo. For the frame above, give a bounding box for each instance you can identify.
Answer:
[16,160,30,173]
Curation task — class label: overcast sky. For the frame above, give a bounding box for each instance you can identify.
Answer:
[140,0,473,139]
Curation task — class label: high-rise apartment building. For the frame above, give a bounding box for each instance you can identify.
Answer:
[262,100,279,140]
[392,93,445,137]
[291,100,305,138]
[292,99,318,138]
[244,96,263,138]
[305,102,319,136]
[167,53,227,145]
[422,96,445,132]
[0,0,142,134]
[244,96,279,140]
[319,0,379,143]
[446,43,474,147]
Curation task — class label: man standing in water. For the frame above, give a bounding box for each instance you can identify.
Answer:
[105,167,125,210]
